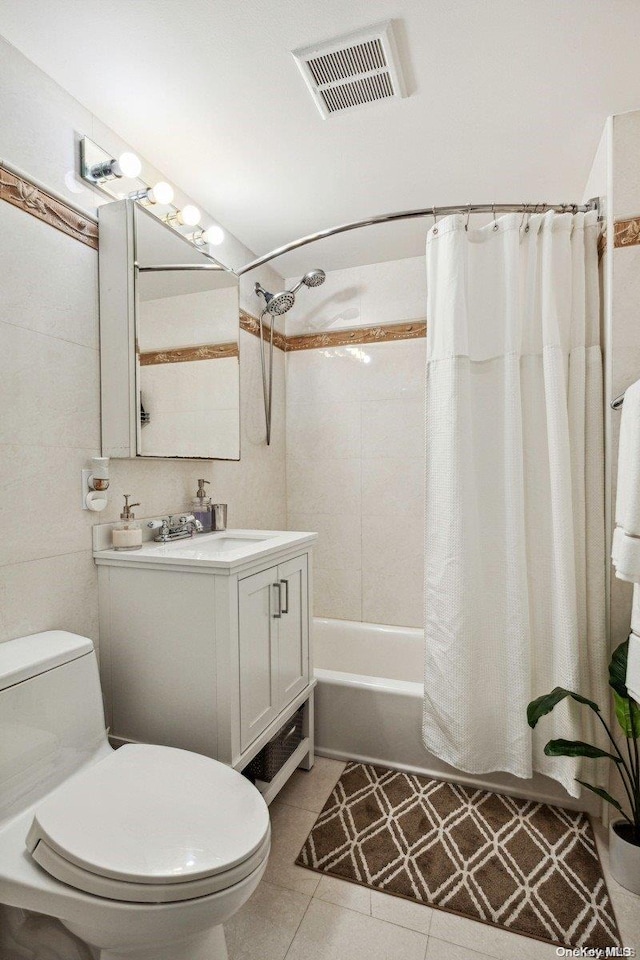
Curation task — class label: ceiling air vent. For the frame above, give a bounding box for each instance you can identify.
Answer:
[293,20,407,119]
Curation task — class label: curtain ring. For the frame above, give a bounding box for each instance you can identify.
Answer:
[519,204,528,230]
[492,202,498,231]
[465,204,471,232]
[432,206,438,235]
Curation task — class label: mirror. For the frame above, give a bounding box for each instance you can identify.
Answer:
[98,200,240,460]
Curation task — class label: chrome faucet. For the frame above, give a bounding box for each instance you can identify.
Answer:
[147,514,204,542]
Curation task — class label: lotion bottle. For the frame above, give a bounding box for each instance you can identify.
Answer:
[112,495,142,550]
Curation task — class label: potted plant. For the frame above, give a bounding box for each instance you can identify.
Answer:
[527,639,640,895]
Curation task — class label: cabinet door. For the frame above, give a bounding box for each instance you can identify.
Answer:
[277,554,309,710]
[238,565,279,750]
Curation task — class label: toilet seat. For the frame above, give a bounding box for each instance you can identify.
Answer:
[26,743,270,904]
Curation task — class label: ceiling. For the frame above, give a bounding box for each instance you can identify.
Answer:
[1,0,640,273]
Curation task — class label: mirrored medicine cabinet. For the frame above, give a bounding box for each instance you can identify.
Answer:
[98,200,240,460]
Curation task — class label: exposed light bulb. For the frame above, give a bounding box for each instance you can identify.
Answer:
[148,181,174,205]
[113,152,142,179]
[179,204,201,227]
[203,224,225,245]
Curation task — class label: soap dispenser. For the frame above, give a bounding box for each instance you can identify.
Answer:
[112,495,142,550]
[191,479,212,532]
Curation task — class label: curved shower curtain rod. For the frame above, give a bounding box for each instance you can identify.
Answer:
[136,198,600,278]
[234,198,601,276]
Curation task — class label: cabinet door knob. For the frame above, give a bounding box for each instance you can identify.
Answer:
[280,579,289,614]
[272,582,282,618]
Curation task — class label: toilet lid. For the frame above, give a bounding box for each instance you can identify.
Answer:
[26,744,270,899]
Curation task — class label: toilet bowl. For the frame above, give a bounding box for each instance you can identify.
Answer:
[0,631,270,960]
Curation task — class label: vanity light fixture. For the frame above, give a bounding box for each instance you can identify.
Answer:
[80,136,143,186]
[88,151,142,183]
[128,181,175,205]
[165,204,202,228]
[192,224,225,247]
[80,136,216,253]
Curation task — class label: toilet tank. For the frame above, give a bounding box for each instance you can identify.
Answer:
[0,632,110,823]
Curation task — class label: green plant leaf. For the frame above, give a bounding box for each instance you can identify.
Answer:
[575,779,628,819]
[610,640,630,697]
[527,687,600,729]
[543,739,623,762]
[612,689,640,740]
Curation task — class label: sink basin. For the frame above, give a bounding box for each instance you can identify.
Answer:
[206,536,266,549]
[168,534,272,553]
[94,529,318,571]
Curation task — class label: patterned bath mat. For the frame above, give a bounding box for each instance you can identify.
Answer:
[296,762,621,951]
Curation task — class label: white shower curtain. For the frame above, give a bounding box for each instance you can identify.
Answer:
[422,210,608,796]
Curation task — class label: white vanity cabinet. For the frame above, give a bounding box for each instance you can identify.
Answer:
[239,555,308,750]
[95,529,316,803]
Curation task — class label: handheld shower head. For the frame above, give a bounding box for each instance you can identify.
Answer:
[255,265,325,446]
[289,268,326,295]
[301,268,326,288]
[255,267,325,316]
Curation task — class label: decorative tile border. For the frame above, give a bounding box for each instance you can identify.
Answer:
[614,217,640,248]
[239,310,288,351]
[240,310,426,353]
[139,342,239,365]
[286,319,426,352]
[0,164,98,249]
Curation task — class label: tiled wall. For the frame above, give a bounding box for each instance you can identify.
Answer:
[285,258,427,627]
[0,37,286,648]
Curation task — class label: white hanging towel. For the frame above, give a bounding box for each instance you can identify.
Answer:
[614,383,640,707]
[612,379,640,581]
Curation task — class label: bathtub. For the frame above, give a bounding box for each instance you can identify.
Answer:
[313,617,595,812]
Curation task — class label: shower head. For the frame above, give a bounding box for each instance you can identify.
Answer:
[290,268,326,295]
[267,290,296,316]
[254,283,296,316]
[301,268,326,288]
[255,268,325,316]
[255,266,325,447]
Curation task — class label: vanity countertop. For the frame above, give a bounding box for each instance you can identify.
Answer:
[93,529,317,571]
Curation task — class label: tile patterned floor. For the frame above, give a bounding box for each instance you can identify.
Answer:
[224,758,640,960]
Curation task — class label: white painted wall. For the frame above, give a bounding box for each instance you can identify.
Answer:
[285,257,427,627]
[0,36,286,648]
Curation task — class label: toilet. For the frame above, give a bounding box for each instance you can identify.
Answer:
[0,631,271,960]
